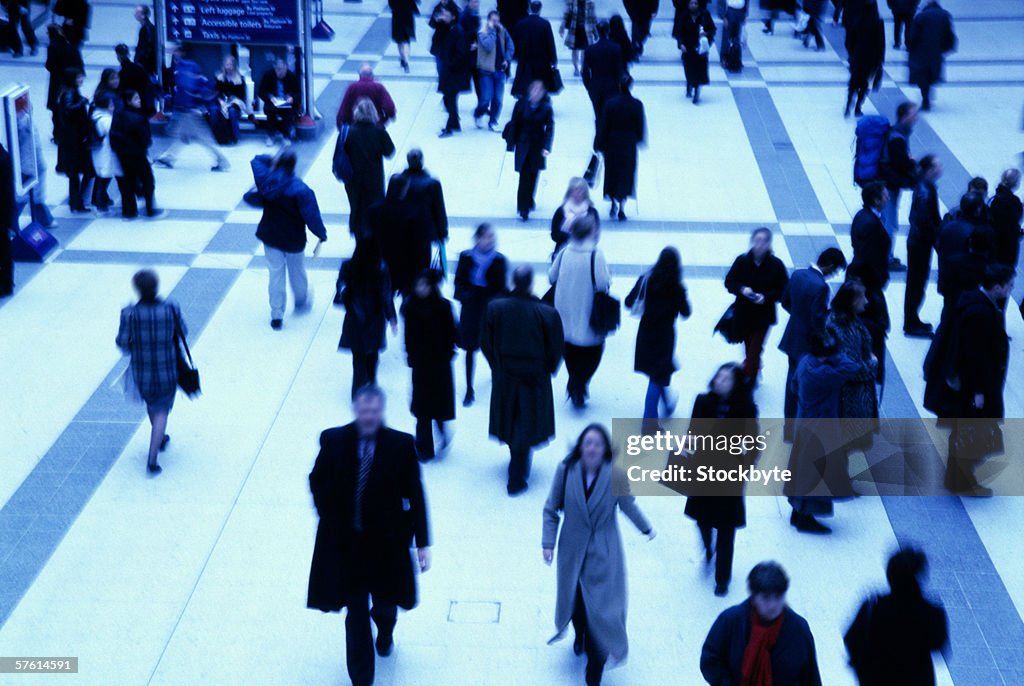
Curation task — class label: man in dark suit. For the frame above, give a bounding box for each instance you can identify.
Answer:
[397,149,449,248]
[307,385,431,686]
[511,1,557,98]
[481,266,564,495]
[936,191,991,324]
[945,265,1014,495]
[0,143,15,298]
[133,4,157,77]
[904,154,942,338]
[778,247,847,439]
[849,181,893,384]
[582,21,624,119]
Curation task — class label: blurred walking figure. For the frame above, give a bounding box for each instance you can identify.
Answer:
[342,99,396,239]
[156,46,230,172]
[596,75,645,221]
[504,81,554,220]
[402,270,457,460]
[623,0,657,56]
[673,0,716,104]
[845,1,885,118]
[543,424,654,686]
[701,562,823,685]
[389,0,419,72]
[888,0,920,49]
[116,270,188,476]
[5,0,38,56]
[251,150,328,330]
[907,0,956,110]
[337,240,397,399]
[481,266,564,495]
[560,0,597,75]
[454,223,509,407]
[845,547,949,686]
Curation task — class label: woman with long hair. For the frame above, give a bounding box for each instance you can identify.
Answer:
[550,177,600,256]
[543,424,654,686]
[211,55,248,144]
[624,246,691,419]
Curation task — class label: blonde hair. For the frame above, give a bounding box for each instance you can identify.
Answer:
[353,98,379,124]
[563,177,590,203]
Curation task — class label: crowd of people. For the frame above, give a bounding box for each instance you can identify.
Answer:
[1,1,1022,685]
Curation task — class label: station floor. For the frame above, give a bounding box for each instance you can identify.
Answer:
[1,1,1023,684]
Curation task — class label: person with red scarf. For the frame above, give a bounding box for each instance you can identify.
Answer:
[700,562,822,686]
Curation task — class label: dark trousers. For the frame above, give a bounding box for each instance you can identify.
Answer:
[91,177,113,210]
[699,524,736,586]
[571,583,607,686]
[630,13,653,51]
[442,92,460,132]
[7,5,37,54]
[344,536,398,686]
[265,103,296,137]
[904,236,932,327]
[517,166,540,214]
[67,168,94,211]
[893,12,913,47]
[919,83,932,108]
[564,342,603,400]
[804,15,824,48]
[784,355,799,440]
[508,445,532,491]
[117,157,156,218]
[351,352,380,399]
[415,418,444,459]
[742,328,768,381]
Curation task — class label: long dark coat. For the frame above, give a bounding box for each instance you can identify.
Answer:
[625,274,691,384]
[45,34,82,112]
[990,185,1023,268]
[542,460,651,663]
[337,259,397,354]
[56,88,94,176]
[683,392,759,529]
[953,288,1009,419]
[907,2,956,88]
[344,122,396,239]
[481,292,564,449]
[307,424,430,612]
[724,251,790,336]
[581,38,624,116]
[370,191,425,297]
[402,292,457,421]
[454,250,509,351]
[389,0,419,42]
[849,208,891,292]
[399,169,449,242]
[498,0,529,34]
[597,93,645,201]
[511,14,558,97]
[506,96,555,173]
[849,11,885,89]
[701,600,823,686]
[673,7,716,87]
[440,23,473,96]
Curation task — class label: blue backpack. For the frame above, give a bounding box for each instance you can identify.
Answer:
[853,115,890,187]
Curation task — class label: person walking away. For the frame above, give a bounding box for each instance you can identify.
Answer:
[582,20,625,127]
[504,81,555,220]
[990,169,1022,269]
[90,94,120,214]
[907,0,955,110]
[438,7,472,137]
[370,175,422,297]
[337,240,397,398]
[251,150,328,330]
[560,0,597,76]
[481,266,564,495]
[597,76,645,221]
[550,177,600,256]
[306,385,431,686]
[454,223,509,406]
[548,216,611,409]
[845,547,949,686]
[389,0,419,72]
[683,363,759,596]
[5,0,38,57]
[878,101,919,269]
[720,0,747,73]
[701,561,823,685]
[56,67,94,213]
[844,2,885,117]
[397,148,449,271]
[624,0,658,56]
[344,99,396,239]
[608,15,636,66]
[156,47,230,172]
[724,227,789,384]
[801,0,826,50]
[904,154,943,337]
[760,0,796,35]
[543,424,655,685]
[116,269,189,475]
[338,64,398,127]
[110,89,161,219]
[402,270,457,459]
[510,1,558,98]
[779,248,848,438]
[888,0,919,49]
[625,247,691,421]
[474,10,515,131]
[674,0,716,104]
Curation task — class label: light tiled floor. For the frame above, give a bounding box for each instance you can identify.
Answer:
[0,1,1022,685]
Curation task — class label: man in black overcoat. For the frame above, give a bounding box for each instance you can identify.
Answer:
[907,0,955,110]
[481,266,564,495]
[582,20,624,119]
[511,1,558,97]
[307,385,431,686]
[437,7,471,136]
[397,149,449,247]
[623,0,658,55]
[133,4,158,77]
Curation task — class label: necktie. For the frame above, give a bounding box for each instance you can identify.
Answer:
[353,438,374,531]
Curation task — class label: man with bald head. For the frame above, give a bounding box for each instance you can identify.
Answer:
[481,265,564,495]
[337,64,398,128]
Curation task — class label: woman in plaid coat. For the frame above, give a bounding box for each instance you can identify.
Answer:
[560,0,597,75]
[116,270,187,475]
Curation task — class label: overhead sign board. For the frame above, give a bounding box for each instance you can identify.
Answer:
[166,0,299,44]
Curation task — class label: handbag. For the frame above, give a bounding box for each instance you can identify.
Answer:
[173,310,201,397]
[629,273,649,318]
[583,153,600,189]
[430,241,448,280]
[332,124,354,183]
[714,303,744,344]
[697,28,710,56]
[547,66,565,95]
[588,252,620,335]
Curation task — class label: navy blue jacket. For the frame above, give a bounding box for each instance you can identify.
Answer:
[779,267,829,360]
[251,155,327,253]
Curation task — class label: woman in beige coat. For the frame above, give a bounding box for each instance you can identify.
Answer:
[543,424,655,685]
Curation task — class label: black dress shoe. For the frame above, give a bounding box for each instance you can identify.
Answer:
[463,390,475,407]
[792,512,832,534]
[375,633,394,657]
[573,632,585,656]
[270,318,283,330]
[147,463,162,476]
[904,323,934,339]
[713,583,728,597]
[159,434,171,452]
[507,482,528,497]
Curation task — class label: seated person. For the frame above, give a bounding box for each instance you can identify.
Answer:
[257,58,300,142]
[211,55,249,144]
